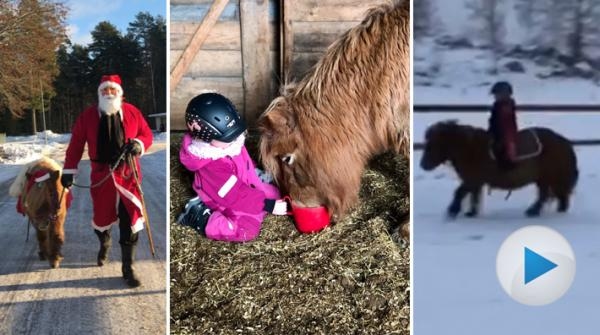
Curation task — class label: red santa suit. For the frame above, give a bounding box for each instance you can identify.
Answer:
[63,102,153,233]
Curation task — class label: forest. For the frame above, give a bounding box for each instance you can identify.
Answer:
[415,0,600,74]
[0,0,166,135]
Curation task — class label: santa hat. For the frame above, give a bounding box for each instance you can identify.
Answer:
[98,74,123,96]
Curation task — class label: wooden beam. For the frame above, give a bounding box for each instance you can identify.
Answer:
[170,0,229,92]
[281,0,293,81]
[240,0,271,125]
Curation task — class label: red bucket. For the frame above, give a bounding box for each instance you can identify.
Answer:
[284,196,330,234]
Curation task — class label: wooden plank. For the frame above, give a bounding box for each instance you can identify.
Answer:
[170,0,215,5]
[240,0,272,125]
[171,21,241,50]
[170,0,229,92]
[170,1,278,22]
[170,77,244,130]
[281,0,294,79]
[289,0,388,21]
[170,50,242,77]
[293,21,358,52]
[291,51,324,80]
[170,21,278,51]
[170,2,239,22]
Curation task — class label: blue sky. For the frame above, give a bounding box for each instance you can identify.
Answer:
[65,0,166,46]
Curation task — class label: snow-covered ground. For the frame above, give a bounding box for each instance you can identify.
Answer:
[414,133,600,334]
[0,131,167,166]
[0,131,71,165]
[415,0,600,104]
[414,40,600,104]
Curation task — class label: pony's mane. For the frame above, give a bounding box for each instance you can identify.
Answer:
[8,156,61,197]
[292,0,405,104]
[426,120,486,139]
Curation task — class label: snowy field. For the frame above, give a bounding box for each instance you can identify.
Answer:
[415,0,600,104]
[414,41,600,105]
[414,134,600,334]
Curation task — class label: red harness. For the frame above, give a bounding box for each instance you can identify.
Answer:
[16,170,73,215]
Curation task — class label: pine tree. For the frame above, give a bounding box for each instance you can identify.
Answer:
[0,0,66,129]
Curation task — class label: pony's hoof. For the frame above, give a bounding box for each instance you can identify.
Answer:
[50,256,63,269]
[465,210,478,218]
[447,205,461,218]
[557,203,569,213]
[525,208,541,217]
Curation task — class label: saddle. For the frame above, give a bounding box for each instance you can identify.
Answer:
[489,129,542,161]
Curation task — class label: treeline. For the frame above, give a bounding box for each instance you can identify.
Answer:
[52,13,166,133]
[0,0,166,135]
[416,0,600,59]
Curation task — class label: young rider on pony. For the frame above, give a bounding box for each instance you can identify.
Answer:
[488,81,518,170]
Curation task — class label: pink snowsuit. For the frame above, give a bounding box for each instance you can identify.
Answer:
[179,134,280,242]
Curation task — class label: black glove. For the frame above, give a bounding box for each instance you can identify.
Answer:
[123,141,143,156]
[61,173,73,188]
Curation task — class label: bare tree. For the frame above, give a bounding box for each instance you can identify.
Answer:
[414,0,432,39]
[466,0,505,74]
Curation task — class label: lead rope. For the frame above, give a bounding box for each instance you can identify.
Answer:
[72,149,128,189]
[26,218,30,242]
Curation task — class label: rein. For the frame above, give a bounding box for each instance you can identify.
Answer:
[72,149,130,189]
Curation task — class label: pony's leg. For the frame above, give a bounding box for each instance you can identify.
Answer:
[526,184,549,217]
[465,186,482,217]
[448,184,469,217]
[557,194,570,212]
[35,227,48,260]
[48,219,65,268]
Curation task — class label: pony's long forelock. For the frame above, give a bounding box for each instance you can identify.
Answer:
[8,157,62,197]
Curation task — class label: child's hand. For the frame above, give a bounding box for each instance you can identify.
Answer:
[272,199,289,216]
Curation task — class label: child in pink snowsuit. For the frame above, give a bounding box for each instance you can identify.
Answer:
[177,93,287,242]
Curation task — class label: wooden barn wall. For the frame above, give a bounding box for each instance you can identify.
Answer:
[170,0,387,130]
[282,0,389,80]
[170,0,279,130]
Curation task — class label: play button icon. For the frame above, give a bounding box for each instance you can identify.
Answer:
[496,225,576,306]
[524,247,557,284]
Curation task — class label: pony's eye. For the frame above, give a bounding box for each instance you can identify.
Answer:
[281,154,295,165]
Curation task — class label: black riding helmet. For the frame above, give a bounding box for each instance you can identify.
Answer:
[185,93,247,143]
[490,81,513,95]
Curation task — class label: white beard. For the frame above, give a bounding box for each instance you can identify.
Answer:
[98,94,122,115]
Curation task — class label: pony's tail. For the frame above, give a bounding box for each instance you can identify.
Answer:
[568,148,579,194]
[570,166,579,194]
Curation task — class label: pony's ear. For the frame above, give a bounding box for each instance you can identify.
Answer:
[259,97,295,137]
[49,170,60,181]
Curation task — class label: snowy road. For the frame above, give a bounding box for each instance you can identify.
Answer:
[0,144,166,334]
[414,146,600,335]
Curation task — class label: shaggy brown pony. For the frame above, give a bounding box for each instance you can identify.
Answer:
[259,0,409,218]
[420,121,579,217]
[9,157,68,268]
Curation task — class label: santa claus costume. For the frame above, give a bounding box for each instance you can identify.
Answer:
[62,74,152,287]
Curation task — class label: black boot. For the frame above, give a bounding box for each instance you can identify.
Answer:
[121,243,141,288]
[177,197,212,235]
[94,229,112,266]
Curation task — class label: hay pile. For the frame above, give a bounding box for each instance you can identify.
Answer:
[170,133,410,334]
